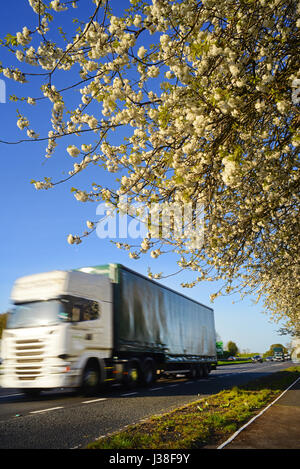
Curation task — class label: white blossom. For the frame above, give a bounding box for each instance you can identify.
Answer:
[67,145,80,157]
[2,0,299,331]
[86,220,94,229]
[137,46,146,59]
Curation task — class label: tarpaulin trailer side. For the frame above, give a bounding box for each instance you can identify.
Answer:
[77,264,217,377]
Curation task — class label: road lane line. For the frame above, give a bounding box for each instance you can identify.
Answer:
[82,398,107,404]
[30,406,64,414]
[121,392,138,397]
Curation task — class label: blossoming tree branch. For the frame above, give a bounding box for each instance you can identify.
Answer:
[1,0,299,330]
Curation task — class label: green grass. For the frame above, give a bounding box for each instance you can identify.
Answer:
[217,359,252,365]
[86,366,300,450]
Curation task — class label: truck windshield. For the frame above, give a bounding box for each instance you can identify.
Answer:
[6,300,69,329]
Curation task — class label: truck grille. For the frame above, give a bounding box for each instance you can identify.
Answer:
[13,339,45,380]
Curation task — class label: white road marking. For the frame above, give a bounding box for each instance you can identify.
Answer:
[218,376,300,450]
[81,398,107,404]
[30,406,64,414]
[121,392,138,397]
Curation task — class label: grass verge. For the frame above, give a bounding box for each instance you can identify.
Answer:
[217,359,252,365]
[86,366,300,450]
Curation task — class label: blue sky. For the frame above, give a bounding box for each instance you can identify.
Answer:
[0,1,292,353]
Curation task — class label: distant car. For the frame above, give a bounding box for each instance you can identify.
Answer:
[227,356,237,361]
[252,355,263,363]
[265,356,273,362]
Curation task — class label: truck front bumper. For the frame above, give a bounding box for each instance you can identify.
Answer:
[0,367,81,390]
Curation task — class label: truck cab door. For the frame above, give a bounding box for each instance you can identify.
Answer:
[69,306,87,355]
[68,300,101,356]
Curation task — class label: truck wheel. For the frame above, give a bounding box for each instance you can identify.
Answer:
[196,366,203,378]
[124,359,141,389]
[81,360,101,396]
[142,358,156,386]
[189,366,197,380]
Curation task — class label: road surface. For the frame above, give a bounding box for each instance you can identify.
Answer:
[0,361,291,449]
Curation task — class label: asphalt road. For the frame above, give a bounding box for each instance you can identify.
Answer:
[0,361,291,449]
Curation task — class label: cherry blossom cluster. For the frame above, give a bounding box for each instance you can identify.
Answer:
[1,0,299,330]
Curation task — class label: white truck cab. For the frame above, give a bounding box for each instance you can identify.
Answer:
[1,270,113,395]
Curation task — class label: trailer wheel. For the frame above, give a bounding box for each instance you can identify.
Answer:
[124,359,141,389]
[81,359,101,396]
[189,365,197,380]
[142,358,156,386]
[202,365,209,378]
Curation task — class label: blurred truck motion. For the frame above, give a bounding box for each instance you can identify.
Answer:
[291,338,300,364]
[0,264,217,396]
